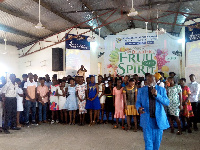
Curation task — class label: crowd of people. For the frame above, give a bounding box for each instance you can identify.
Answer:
[0,70,199,139]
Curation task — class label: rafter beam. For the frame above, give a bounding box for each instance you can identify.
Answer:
[171,1,182,32]
[80,0,115,34]
[33,0,78,26]
[0,24,39,39]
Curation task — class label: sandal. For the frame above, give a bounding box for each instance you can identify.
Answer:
[122,126,125,130]
[176,130,182,135]
[133,129,137,132]
[89,122,93,126]
[92,121,96,125]
[113,125,118,129]
[104,121,108,124]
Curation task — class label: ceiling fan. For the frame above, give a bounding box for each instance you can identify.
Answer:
[127,0,138,17]
[35,0,45,29]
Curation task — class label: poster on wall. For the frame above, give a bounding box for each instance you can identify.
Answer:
[104,33,180,77]
[185,25,200,43]
[65,34,90,77]
[65,34,90,50]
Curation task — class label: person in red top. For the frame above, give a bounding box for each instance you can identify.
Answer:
[37,77,49,125]
[180,78,194,133]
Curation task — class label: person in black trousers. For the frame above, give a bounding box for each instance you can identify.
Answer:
[1,74,21,134]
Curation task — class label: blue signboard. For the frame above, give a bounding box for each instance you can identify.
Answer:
[66,34,90,50]
[185,25,200,43]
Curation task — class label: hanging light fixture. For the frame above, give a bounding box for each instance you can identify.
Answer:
[127,0,138,17]
[35,0,45,29]
[155,9,166,39]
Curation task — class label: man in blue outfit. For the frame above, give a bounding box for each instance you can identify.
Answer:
[136,74,170,150]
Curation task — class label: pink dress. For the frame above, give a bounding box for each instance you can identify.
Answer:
[113,87,125,119]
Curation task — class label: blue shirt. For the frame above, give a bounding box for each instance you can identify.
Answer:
[122,82,128,87]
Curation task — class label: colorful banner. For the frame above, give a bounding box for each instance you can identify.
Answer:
[104,33,180,77]
[66,34,90,50]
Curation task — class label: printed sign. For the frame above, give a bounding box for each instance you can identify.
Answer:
[66,34,90,50]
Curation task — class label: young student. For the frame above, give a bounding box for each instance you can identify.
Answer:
[180,78,194,133]
[122,75,129,87]
[123,78,139,132]
[113,79,125,129]
[98,75,106,123]
[64,78,78,125]
[49,78,59,124]
[37,77,49,124]
[167,77,183,135]
[104,80,114,124]
[21,74,28,89]
[86,77,90,86]
[85,76,101,126]
[24,73,38,126]
[2,74,20,134]
[188,74,199,131]
[58,80,67,124]
[76,76,87,126]
[15,78,24,127]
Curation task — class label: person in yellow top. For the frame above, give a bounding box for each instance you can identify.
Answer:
[77,65,87,80]
[123,78,139,132]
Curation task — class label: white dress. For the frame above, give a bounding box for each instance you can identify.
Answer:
[58,87,66,110]
[98,83,106,104]
[17,88,23,111]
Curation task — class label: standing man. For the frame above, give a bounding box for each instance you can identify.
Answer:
[0,76,6,132]
[24,73,38,126]
[77,65,87,80]
[188,74,199,131]
[136,75,169,150]
[1,74,20,134]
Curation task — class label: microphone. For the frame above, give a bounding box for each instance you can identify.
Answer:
[150,82,156,97]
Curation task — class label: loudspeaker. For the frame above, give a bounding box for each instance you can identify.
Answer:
[52,48,63,71]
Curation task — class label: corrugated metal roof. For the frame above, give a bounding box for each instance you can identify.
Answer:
[0,0,199,49]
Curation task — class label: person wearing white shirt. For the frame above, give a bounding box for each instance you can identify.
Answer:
[1,74,20,134]
[0,76,6,132]
[24,73,38,126]
[188,74,199,131]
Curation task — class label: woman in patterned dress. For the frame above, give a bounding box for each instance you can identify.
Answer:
[123,78,139,132]
[76,76,87,126]
[180,78,194,133]
[167,77,183,135]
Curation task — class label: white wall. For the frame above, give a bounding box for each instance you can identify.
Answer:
[0,44,19,78]
[18,28,104,78]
